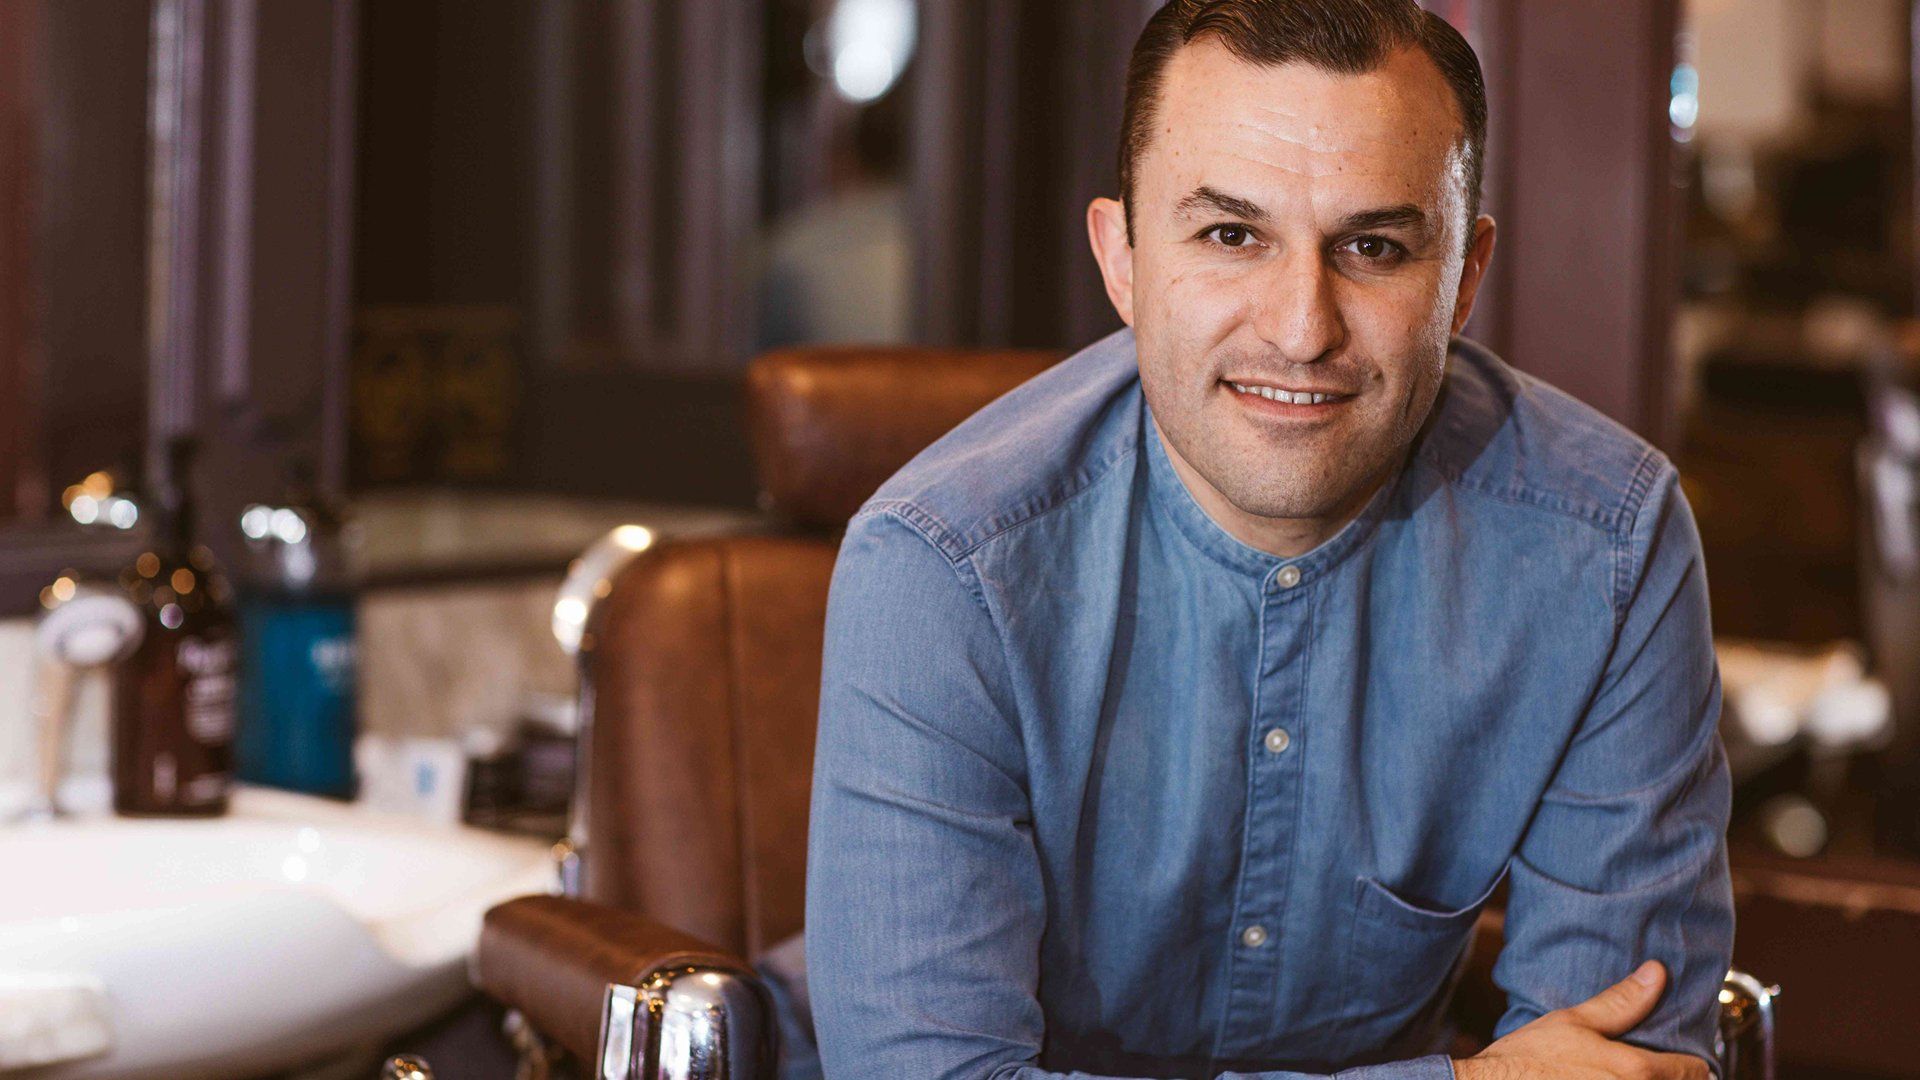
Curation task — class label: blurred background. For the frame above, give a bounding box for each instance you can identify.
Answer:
[4,1,1920,1077]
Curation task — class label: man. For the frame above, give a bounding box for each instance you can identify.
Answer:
[805,2,1732,1077]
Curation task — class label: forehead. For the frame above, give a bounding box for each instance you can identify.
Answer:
[1142,38,1466,216]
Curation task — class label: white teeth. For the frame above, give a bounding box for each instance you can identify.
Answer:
[1231,382,1336,405]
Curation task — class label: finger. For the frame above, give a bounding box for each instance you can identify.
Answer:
[1645,1050,1713,1080]
[1563,960,1666,1036]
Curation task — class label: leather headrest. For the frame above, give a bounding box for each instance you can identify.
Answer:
[746,347,1062,528]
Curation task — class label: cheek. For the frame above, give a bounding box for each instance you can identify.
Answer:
[1146,259,1248,343]
[1340,276,1455,359]
[1137,277,1236,408]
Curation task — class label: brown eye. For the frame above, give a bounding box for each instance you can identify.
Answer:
[1212,225,1251,247]
[1344,235,1402,262]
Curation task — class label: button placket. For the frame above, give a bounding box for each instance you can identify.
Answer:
[1219,566,1313,1054]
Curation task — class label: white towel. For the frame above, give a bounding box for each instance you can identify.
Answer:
[0,972,112,1069]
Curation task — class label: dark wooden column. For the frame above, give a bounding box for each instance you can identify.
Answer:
[25,0,151,515]
[0,0,43,524]
[912,0,1153,350]
[1465,0,1683,447]
[146,0,360,563]
[0,3,154,611]
[610,0,763,373]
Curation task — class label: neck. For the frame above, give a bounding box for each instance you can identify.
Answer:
[1150,416,1384,560]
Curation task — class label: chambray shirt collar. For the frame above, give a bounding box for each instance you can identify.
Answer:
[1141,397,1403,588]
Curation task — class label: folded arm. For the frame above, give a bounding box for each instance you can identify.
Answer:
[1472,465,1734,1077]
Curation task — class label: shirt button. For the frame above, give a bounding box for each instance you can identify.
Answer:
[1241,924,1269,948]
[1263,727,1291,754]
[1274,564,1302,589]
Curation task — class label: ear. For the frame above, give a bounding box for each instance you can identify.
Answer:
[1087,197,1136,327]
[1449,214,1497,336]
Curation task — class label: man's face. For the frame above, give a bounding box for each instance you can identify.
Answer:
[1090,40,1495,537]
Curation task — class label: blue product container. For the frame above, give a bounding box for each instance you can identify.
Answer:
[235,591,358,798]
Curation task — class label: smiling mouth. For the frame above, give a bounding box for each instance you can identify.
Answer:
[1224,380,1354,406]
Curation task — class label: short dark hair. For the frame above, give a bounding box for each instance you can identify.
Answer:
[1119,0,1487,253]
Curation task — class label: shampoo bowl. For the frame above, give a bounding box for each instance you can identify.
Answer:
[0,786,553,1079]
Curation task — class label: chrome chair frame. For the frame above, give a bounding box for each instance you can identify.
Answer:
[391,968,1773,1080]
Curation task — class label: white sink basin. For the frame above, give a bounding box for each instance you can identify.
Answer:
[0,787,555,1079]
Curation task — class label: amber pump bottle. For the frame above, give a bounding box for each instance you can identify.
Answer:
[112,440,239,816]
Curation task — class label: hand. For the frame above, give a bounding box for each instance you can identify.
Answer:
[1452,961,1710,1080]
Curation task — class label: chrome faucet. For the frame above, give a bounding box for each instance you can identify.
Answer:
[11,578,143,823]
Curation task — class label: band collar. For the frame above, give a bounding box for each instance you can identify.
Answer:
[1141,398,1400,590]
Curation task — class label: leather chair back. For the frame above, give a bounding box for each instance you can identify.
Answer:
[576,347,1059,957]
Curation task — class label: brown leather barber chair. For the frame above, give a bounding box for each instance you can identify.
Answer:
[466,347,1777,1080]
[471,346,1060,1078]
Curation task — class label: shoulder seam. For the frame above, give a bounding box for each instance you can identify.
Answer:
[849,504,991,610]
[864,438,1141,561]
[955,441,1141,558]
[1413,443,1631,533]
[857,499,966,557]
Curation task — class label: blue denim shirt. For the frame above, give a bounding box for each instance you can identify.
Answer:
[805,328,1732,1080]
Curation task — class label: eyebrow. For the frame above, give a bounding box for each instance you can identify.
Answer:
[1335,204,1430,237]
[1174,186,1269,222]
[1173,186,1433,240]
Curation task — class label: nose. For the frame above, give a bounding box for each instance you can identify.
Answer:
[1248,247,1345,364]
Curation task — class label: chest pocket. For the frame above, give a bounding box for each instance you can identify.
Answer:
[1338,867,1506,1051]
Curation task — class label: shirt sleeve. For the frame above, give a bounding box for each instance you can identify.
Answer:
[806,509,1458,1080]
[1490,462,1735,1069]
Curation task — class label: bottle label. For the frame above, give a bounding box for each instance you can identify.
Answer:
[311,635,356,693]
[179,636,237,745]
[154,752,177,801]
[184,772,230,805]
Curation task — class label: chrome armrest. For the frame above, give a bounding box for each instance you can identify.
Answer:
[597,960,778,1080]
[1716,969,1778,1080]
